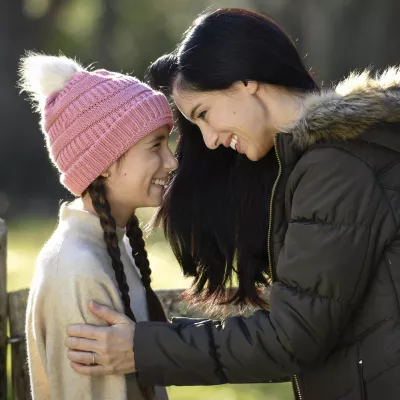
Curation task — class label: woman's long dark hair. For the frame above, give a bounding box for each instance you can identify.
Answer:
[85,176,167,400]
[146,8,318,310]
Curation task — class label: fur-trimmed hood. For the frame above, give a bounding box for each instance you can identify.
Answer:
[290,67,400,151]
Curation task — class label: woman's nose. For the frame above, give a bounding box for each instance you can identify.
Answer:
[201,126,219,150]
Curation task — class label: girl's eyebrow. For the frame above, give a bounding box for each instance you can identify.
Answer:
[148,134,168,143]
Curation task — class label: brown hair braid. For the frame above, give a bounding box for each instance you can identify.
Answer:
[126,215,168,322]
[86,176,155,400]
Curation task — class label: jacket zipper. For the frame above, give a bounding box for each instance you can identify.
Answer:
[267,135,303,400]
[292,375,303,400]
[267,135,282,281]
[358,359,366,400]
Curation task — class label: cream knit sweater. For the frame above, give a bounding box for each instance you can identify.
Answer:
[26,202,168,400]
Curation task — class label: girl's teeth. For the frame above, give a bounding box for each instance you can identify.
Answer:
[152,179,165,186]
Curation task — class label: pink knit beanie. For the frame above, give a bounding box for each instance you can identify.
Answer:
[19,54,173,195]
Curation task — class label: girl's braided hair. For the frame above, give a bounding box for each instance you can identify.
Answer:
[85,176,167,399]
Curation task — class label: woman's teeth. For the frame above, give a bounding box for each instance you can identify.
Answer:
[230,135,238,150]
[152,179,166,186]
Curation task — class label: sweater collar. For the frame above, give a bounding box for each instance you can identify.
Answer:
[59,202,126,246]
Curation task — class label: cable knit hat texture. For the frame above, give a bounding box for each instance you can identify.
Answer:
[19,53,173,195]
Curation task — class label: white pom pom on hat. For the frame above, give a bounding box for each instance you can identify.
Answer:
[18,52,84,110]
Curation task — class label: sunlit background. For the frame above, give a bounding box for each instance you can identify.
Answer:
[1,0,399,398]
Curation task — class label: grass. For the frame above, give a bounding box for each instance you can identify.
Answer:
[5,208,292,400]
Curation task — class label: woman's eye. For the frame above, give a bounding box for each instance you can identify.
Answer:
[198,110,207,120]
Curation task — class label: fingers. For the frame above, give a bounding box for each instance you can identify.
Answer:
[66,323,107,340]
[89,301,128,325]
[67,350,98,365]
[70,361,110,376]
[65,336,98,352]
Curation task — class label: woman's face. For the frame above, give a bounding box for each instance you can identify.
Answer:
[173,80,299,161]
[105,125,178,213]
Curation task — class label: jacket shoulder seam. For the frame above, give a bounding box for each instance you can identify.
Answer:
[299,144,399,228]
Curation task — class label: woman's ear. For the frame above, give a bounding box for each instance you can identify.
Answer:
[243,80,259,95]
[232,80,259,95]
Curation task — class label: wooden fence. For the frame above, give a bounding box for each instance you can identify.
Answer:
[0,218,219,400]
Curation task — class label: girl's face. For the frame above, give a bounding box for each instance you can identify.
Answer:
[105,125,178,214]
[173,80,299,161]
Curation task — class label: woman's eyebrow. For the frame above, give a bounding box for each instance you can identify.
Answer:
[190,103,202,120]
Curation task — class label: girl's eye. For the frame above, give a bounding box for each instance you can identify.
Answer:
[152,142,161,148]
[198,110,207,120]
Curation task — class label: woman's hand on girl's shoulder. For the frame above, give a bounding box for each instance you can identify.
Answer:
[66,301,136,375]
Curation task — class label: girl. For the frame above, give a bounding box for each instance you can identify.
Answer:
[20,53,177,399]
[66,8,400,400]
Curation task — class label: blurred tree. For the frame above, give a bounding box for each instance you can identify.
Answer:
[0,0,71,218]
[254,0,400,84]
[95,0,118,69]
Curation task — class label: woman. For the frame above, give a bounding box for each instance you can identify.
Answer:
[20,53,177,399]
[66,9,400,400]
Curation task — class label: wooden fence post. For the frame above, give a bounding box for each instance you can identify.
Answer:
[8,290,30,400]
[0,219,7,399]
